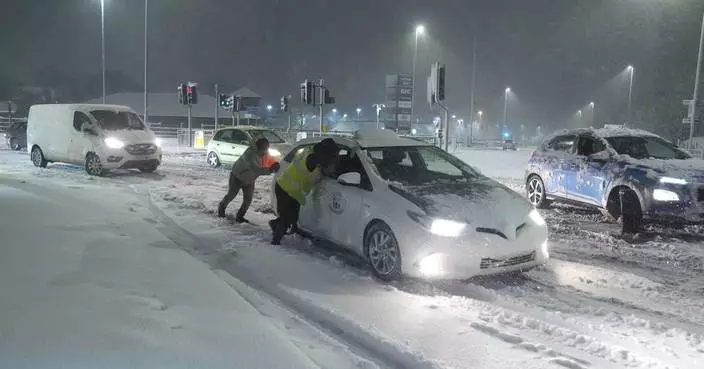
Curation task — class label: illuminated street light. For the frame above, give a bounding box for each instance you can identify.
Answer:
[266,104,273,112]
[411,24,426,131]
[505,87,511,93]
[415,24,425,36]
[343,113,348,118]
[626,65,635,123]
[332,108,338,113]
[451,114,456,119]
[503,87,511,127]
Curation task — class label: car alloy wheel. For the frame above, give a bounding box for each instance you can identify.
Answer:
[207,152,220,167]
[85,153,104,176]
[31,146,47,168]
[365,223,402,281]
[527,175,548,208]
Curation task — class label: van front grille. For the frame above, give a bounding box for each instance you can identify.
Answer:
[125,143,156,155]
[480,251,535,270]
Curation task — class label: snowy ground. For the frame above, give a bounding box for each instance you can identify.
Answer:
[0,145,702,369]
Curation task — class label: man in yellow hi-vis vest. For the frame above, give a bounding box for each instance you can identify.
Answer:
[269,138,338,245]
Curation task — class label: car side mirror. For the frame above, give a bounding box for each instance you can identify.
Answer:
[337,172,361,186]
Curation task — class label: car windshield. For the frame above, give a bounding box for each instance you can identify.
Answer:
[90,110,145,131]
[366,146,480,186]
[248,129,285,143]
[605,135,690,160]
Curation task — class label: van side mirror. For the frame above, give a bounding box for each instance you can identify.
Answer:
[337,172,361,186]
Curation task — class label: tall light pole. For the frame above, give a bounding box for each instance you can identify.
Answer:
[503,87,511,129]
[373,104,386,129]
[356,107,362,120]
[410,24,425,129]
[588,101,595,127]
[577,109,583,127]
[100,0,106,103]
[626,65,634,125]
[688,12,704,146]
[143,0,148,124]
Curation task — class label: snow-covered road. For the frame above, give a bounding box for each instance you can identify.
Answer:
[1,146,702,369]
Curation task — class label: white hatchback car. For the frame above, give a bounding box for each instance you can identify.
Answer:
[206,126,292,167]
[271,130,549,280]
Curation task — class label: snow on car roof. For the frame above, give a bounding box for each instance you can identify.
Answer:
[593,126,660,138]
[295,129,433,149]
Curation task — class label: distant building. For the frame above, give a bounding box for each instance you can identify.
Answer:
[82,88,264,128]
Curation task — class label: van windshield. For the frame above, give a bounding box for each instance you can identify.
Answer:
[90,110,145,131]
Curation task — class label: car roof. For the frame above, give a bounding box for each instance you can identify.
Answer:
[543,127,661,143]
[215,125,271,132]
[294,129,434,149]
[32,104,135,112]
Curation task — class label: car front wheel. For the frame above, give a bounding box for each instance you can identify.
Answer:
[364,222,402,281]
[527,175,549,208]
[207,152,221,167]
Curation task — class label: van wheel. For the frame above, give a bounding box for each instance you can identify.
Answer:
[364,222,403,281]
[85,153,105,176]
[31,146,48,168]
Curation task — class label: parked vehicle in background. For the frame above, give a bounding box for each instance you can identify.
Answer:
[525,127,704,233]
[502,139,517,151]
[206,126,292,167]
[271,129,549,281]
[27,104,162,176]
[3,120,27,151]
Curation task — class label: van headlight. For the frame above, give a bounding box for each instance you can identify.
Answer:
[154,137,162,147]
[528,209,546,226]
[104,137,125,149]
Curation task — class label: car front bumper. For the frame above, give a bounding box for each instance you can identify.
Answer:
[644,184,704,224]
[396,220,549,280]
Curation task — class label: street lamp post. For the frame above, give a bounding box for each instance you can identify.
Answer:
[356,107,362,120]
[373,104,386,129]
[588,101,595,127]
[688,12,704,146]
[100,0,106,104]
[627,65,634,125]
[577,109,583,127]
[503,87,511,129]
[143,0,148,125]
[410,24,425,130]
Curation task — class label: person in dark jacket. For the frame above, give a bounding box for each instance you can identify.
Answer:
[218,138,280,223]
[269,138,338,245]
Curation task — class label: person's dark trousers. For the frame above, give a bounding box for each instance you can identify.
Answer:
[270,183,300,244]
[218,173,254,220]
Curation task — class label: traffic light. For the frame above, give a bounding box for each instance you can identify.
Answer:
[220,94,235,109]
[280,96,288,112]
[324,88,335,104]
[437,65,446,102]
[177,83,187,105]
[300,80,314,105]
[186,83,198,105]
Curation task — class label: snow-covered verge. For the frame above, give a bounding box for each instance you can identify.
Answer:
[0,162,378,369]
[1,148,703,368]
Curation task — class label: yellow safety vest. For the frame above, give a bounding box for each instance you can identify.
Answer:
[277,151,321,205]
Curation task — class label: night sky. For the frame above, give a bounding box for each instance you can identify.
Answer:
[2,0,704,132]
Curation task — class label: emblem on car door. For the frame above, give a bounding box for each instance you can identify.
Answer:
[329,191,346,214]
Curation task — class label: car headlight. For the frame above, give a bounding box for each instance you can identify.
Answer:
[104,137,125,149]
[528,209,546,226]
[659,177,687,185]
[154,137,162,147]
[407,211,466,237]
[653,189,679,202]
[268,148,281,157]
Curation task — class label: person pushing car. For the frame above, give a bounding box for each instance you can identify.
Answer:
[269,138,338,245]
[218,138,279,223]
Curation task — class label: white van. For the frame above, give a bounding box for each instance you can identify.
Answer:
[27,104,162,176]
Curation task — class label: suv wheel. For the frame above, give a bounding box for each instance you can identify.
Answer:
[527,175,549,208]
[31,146,48,168]
[609,188,642,234]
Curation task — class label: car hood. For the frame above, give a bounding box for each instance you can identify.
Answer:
[617,155,704,182]
[390,176,533,233]
[103,129,156,143]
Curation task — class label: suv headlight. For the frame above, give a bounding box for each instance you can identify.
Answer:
[104,137,125,149]
[653,189,679,202]
[154,137,162,147]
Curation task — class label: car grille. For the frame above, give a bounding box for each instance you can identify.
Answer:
[480,251,536,270]
[125,143,156,155]
[698,187,704,202]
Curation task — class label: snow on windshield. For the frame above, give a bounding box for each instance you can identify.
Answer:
[90,110,145,131]
[366,146,479,186]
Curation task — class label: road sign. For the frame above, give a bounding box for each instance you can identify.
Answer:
[384,73,413,132]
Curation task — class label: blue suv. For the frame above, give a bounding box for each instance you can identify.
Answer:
[525,127,704,233]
